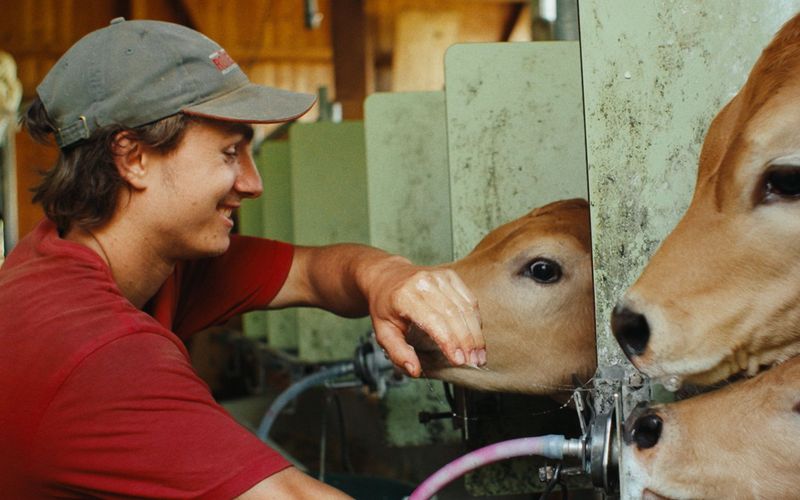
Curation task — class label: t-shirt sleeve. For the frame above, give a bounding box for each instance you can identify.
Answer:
[31,333,290,499]
[172,235,294,337]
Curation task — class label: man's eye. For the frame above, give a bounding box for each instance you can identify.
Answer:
[764,165,800,201]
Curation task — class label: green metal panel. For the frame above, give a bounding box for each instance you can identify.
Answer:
[445,41,588,259]
[364,91,459,446]
[239,140,299,349]
[581,0,800,381]
[444,41,588,495]
[364,91,453,266]
[290,122,372,362]
[578,1,800,496]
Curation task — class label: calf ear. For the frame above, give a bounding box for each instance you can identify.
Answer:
[794,401,800,414]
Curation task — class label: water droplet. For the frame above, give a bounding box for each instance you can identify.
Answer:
[661,375,681,392]
[624,71,632,80]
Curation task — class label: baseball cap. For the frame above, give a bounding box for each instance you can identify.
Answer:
[37,17,317,148]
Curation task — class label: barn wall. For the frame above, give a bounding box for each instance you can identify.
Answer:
[443,40,588,495]
[579,0,800,496]
[445,41,587,260]
[364,91,459,446]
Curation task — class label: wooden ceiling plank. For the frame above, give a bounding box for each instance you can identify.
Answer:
[130,0,196,28]
[391,10,460,92]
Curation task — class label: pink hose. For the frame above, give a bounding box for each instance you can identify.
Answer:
[408,435,567,500]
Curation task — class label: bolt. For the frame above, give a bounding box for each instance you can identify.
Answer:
[627,372,645,389]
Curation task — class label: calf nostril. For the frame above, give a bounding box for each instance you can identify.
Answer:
[632,414,663,450]
[611,306,651,357]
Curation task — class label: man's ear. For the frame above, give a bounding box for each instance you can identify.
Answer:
[112,131,148,190]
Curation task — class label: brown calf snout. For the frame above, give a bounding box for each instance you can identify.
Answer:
[624,403,663,450]
[611,305,650,360]
[621,357,800,499]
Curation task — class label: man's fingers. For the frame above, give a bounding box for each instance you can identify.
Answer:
[369,266,485,372]
[407,271,483,366]
[401,297,477,368]
[374,323,421,377]
[445,269,480,315]
[436,271,484,353]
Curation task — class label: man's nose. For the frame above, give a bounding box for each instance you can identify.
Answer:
[611,305,650,359]
[236,154,263,198]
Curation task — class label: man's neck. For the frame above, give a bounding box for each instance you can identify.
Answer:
[64,222,175,309]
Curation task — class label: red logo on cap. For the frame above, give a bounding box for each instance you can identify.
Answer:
[209,49,237,74]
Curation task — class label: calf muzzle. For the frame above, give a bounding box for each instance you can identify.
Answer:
[624,403,663,450]
[611,305,650,359]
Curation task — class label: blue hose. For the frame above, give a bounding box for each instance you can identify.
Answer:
[257,362,355,442]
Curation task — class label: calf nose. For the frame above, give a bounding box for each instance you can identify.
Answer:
[630,413,663,450]
[611,305,650,358]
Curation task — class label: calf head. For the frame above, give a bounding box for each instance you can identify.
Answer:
[623,356,800,499]
[412,198,596,394]
[612,14,800,387]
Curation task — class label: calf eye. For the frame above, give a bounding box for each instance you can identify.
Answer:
[522,258,562,284]
[764,165,800,200]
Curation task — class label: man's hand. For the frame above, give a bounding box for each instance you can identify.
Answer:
[271,245,484,377]
[359,256,485,377]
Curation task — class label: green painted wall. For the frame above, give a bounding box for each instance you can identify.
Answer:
[290,122,372,362]
[365,91,453,266]
[445,41,588,259]
[240,140,298,350]
[364,91,460,446]
[578,1,800,496]
[582,0,800,374]
[444,41,588,495]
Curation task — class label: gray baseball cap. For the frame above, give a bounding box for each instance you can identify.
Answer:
[37,17,316,148]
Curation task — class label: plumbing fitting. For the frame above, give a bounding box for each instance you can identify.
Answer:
[535,390,621,494]
[585,402,620,493]
[352,333,404,397]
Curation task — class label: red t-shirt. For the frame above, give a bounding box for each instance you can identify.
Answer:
[0,219,295,498]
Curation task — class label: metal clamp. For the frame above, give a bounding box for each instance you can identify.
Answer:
[352,333,404,397]
[587,394,620,493]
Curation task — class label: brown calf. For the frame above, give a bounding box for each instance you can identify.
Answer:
[409,198,596,395]
[612,13,800,388]
[623,355,800,499]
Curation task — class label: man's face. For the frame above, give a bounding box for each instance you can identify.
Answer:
[143,119,261,260]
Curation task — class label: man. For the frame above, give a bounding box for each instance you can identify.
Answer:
[0,18,485,498]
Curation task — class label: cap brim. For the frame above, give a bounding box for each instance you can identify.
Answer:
[182,83,316,123]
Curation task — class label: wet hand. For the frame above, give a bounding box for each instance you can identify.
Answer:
[363,257,485,377]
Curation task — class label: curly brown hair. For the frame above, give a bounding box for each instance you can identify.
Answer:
[23,98,194,234]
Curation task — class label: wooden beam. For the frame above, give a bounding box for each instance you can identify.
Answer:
[507,4,532,41]
[330,0,372,120]
[501,3,525,41]
[130,0,196,28]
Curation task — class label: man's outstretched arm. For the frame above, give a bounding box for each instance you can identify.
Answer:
[268,244,484,377]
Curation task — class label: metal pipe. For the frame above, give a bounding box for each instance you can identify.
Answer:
[553,0,579,41]
[256,362,355,442]
[304,0,323,29]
